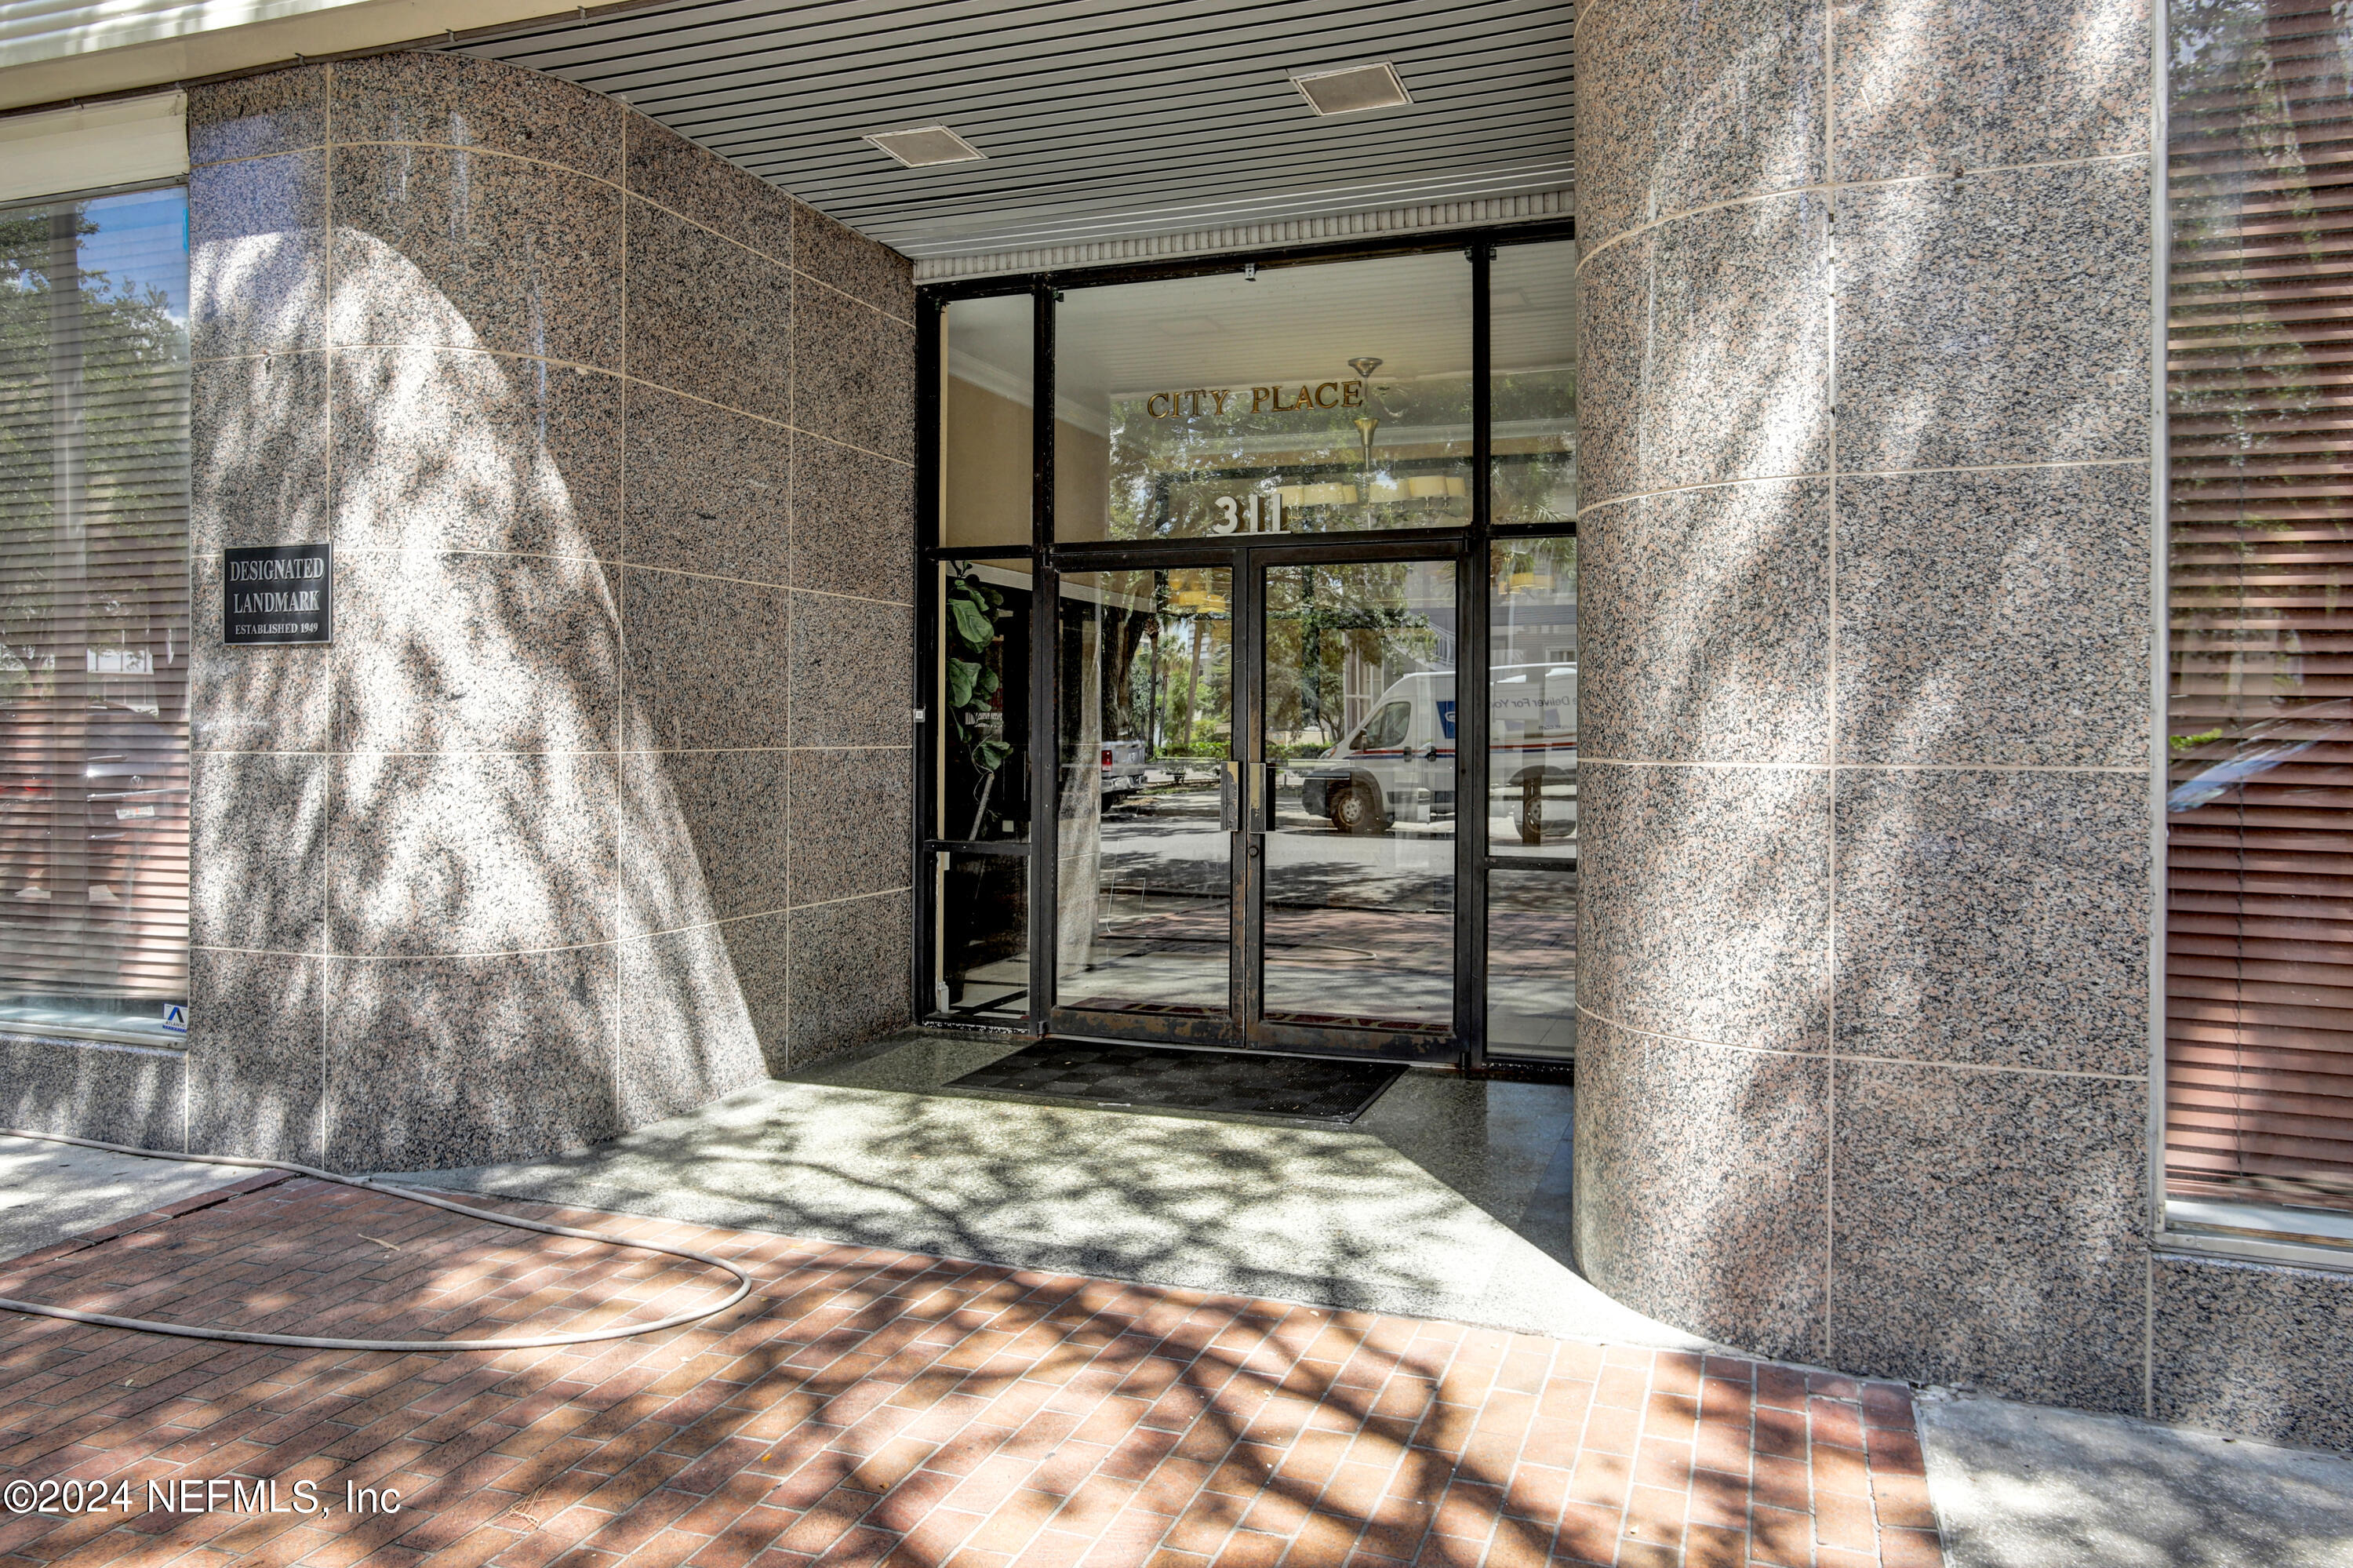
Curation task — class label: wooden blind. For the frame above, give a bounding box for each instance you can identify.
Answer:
[0,187,190,1024]
[2166,0,2353,1213]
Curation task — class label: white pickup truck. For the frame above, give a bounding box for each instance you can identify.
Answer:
[1293,664,1576,842]
[1100,738,1151,799]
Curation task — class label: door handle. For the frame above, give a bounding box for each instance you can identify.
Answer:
[1223,762,1278,834]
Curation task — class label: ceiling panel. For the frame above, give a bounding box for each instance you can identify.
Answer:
[457,0,1572,260]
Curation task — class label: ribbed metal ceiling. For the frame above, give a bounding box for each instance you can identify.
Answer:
[456,0,1573,261]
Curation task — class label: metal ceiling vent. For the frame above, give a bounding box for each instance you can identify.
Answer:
[863,126,987,167]
[1290,62,1414,116]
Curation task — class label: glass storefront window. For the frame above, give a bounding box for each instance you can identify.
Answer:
[926,237,1577,1049]
[940,294,1034,550]
[936,558,1031,842]
[1055,253,1474,541]
[1486,536,1576,1059]
[0,186,191,1044]
[935,850,1028,1019]
[2163,0,2353,1228]
[1492,240,1577,527]
[1488,537,1578,850]
[1488,868,1576,1057]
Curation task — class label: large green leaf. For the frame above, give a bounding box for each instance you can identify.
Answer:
[946,657,980,708]
[947,596,995,649]
[973,740,1012,772]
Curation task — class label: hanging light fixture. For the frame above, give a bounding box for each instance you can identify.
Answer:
[1347,357,1384,471]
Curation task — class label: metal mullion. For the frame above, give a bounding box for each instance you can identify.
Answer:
[926,839,1031,858]
[1242,533,1467,569]
[1027,285,1060,1027]
[1489,520,1580,540]
[924,546,1035,562]
[1049,537,1254,574]
[1461,241,1494,1068]
[1053,528,1482,579]
[915,220,1577,304]
[914,297,943,1020]
[1071,528,1482,567]
[1048,219,1577,289]
[1235,548,1264,1041]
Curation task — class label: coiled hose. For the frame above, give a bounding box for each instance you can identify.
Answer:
[0,1127,753,1352]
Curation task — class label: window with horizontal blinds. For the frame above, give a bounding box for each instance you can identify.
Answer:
[0,186,191,1042]
[2166,0,2353,1218]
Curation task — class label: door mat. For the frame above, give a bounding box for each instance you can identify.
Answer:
[944,1041,1406,1124]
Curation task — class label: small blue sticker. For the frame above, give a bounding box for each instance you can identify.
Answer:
[162,1002,187,1035]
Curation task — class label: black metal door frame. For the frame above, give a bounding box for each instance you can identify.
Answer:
[1046,532,1472,1064]
[914,219,1579,1066]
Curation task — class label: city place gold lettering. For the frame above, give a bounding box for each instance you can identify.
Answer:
[1145,381,1363,417]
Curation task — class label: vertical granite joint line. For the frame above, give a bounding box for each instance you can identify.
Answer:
[319,60,338,1171]
[613,106,630,1104]
[786,172,798,1061]
[2141,0,2174,1387]
[1822,0,1842,1370]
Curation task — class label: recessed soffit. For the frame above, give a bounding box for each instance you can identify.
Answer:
[456,0,1573,261]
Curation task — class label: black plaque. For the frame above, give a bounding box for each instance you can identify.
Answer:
[223,544,332,646]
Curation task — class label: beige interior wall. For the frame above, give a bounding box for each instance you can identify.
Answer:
[941,376,1030,549]
[1054,418,1110,542]
[942,375,1113,546]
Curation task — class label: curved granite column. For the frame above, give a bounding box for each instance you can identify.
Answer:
[183,53,915,1170]
[1572,0,2156,1410]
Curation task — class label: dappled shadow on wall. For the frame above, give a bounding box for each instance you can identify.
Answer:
[214,229,766,1164]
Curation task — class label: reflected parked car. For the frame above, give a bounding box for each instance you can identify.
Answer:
[2167,700,2353,813]
[0,704,188,910]
[1100,739,1150,800]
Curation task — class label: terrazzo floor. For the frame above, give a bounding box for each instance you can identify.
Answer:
[395,1032,1700,1352]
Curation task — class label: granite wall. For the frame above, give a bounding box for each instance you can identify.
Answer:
[1571,0,2163,1412]
[145,50,911,1170]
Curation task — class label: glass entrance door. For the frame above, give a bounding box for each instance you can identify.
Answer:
[1049,540,1463,1059]
[1249,549,1458,1052]
[1051,562,1237,1042]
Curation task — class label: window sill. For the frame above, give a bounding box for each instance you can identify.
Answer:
[2160,1198,2353,1272]
[0,1014,186,1053]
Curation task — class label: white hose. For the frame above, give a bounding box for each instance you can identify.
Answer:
[0,1127,753,1352]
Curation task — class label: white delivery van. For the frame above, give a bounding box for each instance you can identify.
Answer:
[1295,664,1576,842]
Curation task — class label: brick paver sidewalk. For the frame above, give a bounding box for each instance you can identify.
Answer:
[0,1176,1944,1567]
